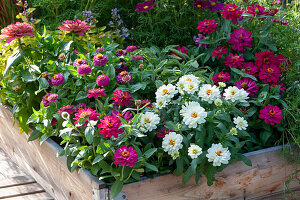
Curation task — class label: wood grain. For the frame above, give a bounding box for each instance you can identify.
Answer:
[1,192,54,200]
[0,105,104,200]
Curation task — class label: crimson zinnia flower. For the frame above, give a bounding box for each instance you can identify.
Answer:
[255,51,277,68]
[113,146,138,167]
[111,90,133,108]
[194,0,208,10]
[87,88,106,98]
[211,46,228,59]
[98,115,123,138]
[228,28,253,52]
[135,0,155,12]
[0,22,34,43]
[221,4,243,22]
[208,0,224,12]
[235,78,259,96]
[258,65,281,84]
[74,107,99,126]
[247,4,267,17]
[58,20,90,36]
[157,128,173,138]
[224,53,244,68]
[275,54,290,71]
[212,72,231,83]
[197,19,218,35]
[266,8,279,16]
[259,105,282,125]
[241,62,259,77]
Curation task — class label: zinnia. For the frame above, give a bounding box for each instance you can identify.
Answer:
[126,45,137,52]
[132,55,143,60]
[87,88,106,98]
[241,62,259,77]
[258,65,281,84]
[111,90,133,108]
[115,49,127,57]
[111,110,133,122]
[58,20,90,35]
[197,19,218,35]
[96,74,110,87]
[212,72,231,83]
[51,74,65,86]
[211,46,228,59]
[73,59,87,66]
[58,105,76,115]
[247,4,267,17]
[116,71,133,84]
[157,128,172,138]
[224,54,244,68]
[93,54,107,66]
[135,0,155,12]
[74,107,99,126]
[0,22,34,43]
[193,34,209,49]
[255,51,277,68]
[194,0,208,10]
[47,93,58,102]
[259,105,282,125]
[235,78,259,96]
[228,28,253,52]
[221,4,243,22]
[208,0,224,12]
[76,103,87,111]
[77,64,91,75]
[98,115,123,138]
[113,146,138,167]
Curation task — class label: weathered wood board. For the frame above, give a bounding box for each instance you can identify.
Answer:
[0,105,105,200]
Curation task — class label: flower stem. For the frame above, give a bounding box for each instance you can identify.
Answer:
[18,38,23,50]
[124,168,134,182]
[147,12,153,32]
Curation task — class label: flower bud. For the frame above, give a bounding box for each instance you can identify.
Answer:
[216,110,221,115]
[230,127,238,135]
[214,98,223,107]
[139,64,144,68]
[218,82,226,88]
[59,53,66,60]
[135,99,142,107]
[178,124,182,130]
[61,112,70,120]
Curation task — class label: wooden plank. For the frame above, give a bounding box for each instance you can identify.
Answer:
[0,182,44,199]
[1,192,53,200]
[0,176,35,188]
[122,146,299,200]
[0,105,104,200]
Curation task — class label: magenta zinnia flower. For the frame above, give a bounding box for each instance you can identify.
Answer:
[76,103,87,112]
[135,0,155,12]
[93,54,107,66]
[115,49,127,57]
[212,72,231,83]
[171,46,189,58]
[77,64,91,75]
[193,34,208,49]
[116,63,129,74]
[74,107,99,126]
[224,54,244,68]
[87,88,106,98]
[97,115,123,138]
[259,105,282,125]
[229,28,253,52]
[255,51,277,69]
[51,74,65,86]
[58,105,76,115]
[96,47,105,53]
[112,110,133,122]
[113,146,138,167]
[111,90,133,108]
[48,93,58,102]
[197,19,218,35]
[0,22,34,43]
[51,118,57,126]
[194,0,208,10]
[132,55,143,60]
[247,4,267,17]
[96,74,110,87]
[117,71,133,84]
[73,59,87,66]
[157,128,173,138]
[258,65,281,84]
[241,62,259,77]
[221,4,243,22]
[42,93,50,107]
[235,78,259,96]
[266,8,279,16]
[58,20,90,36]
[208,0,224,12]
[211,46,228,59]
[126,45,137,52]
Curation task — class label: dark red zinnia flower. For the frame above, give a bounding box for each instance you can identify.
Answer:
[111,90,133,108]
[224,53,244,68]
[228,28,253,52]
[247,4,267,17]
[259,105,282,125]
[197,19,218,35]
[258,65,281,84]
[255,51,277,68]
[241,62,259,77]
[235,78,259,96]
[194,0,208,10]
[212,72,231,83]
[135,0,156,12]
[221,4,243,22]
[211,46,228,59]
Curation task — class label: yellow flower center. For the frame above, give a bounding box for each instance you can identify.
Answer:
[192,149,198,154]
[267,68,274,73]
[107,120,115,127]
[122,151,130,157]
[169,139,175,146]
[228,7,235,12]
[117,113,122,117]
[218,74,224,79]
[144,5,149,9]
[162,89,169,94]
[263,57,269,64]
[144,118,151,123]
[216,151,222,156]
[231,56,238,60]
[54,75,59,80]
[197,4,201,8]
[77,59,83,64]
[246,66,252,71]
[121,71,127,75]
[188,84,194,89]
[241,82,248,89]
[191,112,198,118]
[186,78,192,82]
[78,105,83,110]
[42,73,47,78]
[211,2,216,6]
[239,34,243,38]
[269,110,276,115]
[206,89,212,95]
[231,91,236,95]
[96,54,103,59]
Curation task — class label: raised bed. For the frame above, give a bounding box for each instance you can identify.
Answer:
[0,104,298,200]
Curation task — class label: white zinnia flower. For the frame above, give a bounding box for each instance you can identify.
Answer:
[155,98,167,109]
[223,86,247,102]
[233,116,248,130]
[177,75,200,94]
[180,101,207,128]
[198,84,221,103]
[171,150,180,160]
[206,143,231,167]
[238,88,249,103]
[230,127,238,135]
[139,112,160,132]
[218,82,226,88]
[162,132,183,155]
[155,84,178,101]
[188,144,202,159]
[214,98,223,107]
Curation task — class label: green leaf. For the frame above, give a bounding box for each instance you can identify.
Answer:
[27,113,39,124]
[144,148,157,159]
[3,50,25,77]
[144,162,158,172]
[75,91,87,101]
[84,126,94,144]
[22,71,36,82]
[230,68,257,81]
[93,155,104,165]
[130,83,147,93]
[182,167,193,185]
[175,158,183,175]
[110,179,123,198]
[203,165,217,186]
[38,78,49,91]
[236,154,252,167]
[28,130,42,141]
[260,131,272,144]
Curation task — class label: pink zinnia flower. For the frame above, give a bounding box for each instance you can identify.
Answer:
[247,4,267,17]
[259,65,281,84]
[221,4,243,22]
[115,49,127,57]
[93,54,107,66]
[157,128,173,138]
[0,22,34,43]
[259,105,282,125]
[51,74,65,86]
[272,0,280,4]
[224,54,244,68]
[212,72,231,83]
[194,0,208,10]
[96,47,104,53]
[132,55,143,60]
[77,64,91,75]
[58,105,76,115]
[126,45,137,52]
[96,74,110,87]
[42,93,50,107]
[48,93,58,102]
[74,107,99,126]
[171,46,189,58]
[235,78,259,96]
[266,8,279,16]
[228,28,253,52]
[113,146,138,167]
[117,71,133,84]
[197,19,218,35]
[193,34,209,49]
[111,90,133,108]
[73,59,87,66]
[135,0,155,12]
[87,88,106,98]
[241,62,259,77]
[255,51,277,69]
[111,110,133,122]
[98,115,123,138]
[58,20,90,36]
[208,0,224,12]
[211,46,228,59]
[76,103,87,112]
